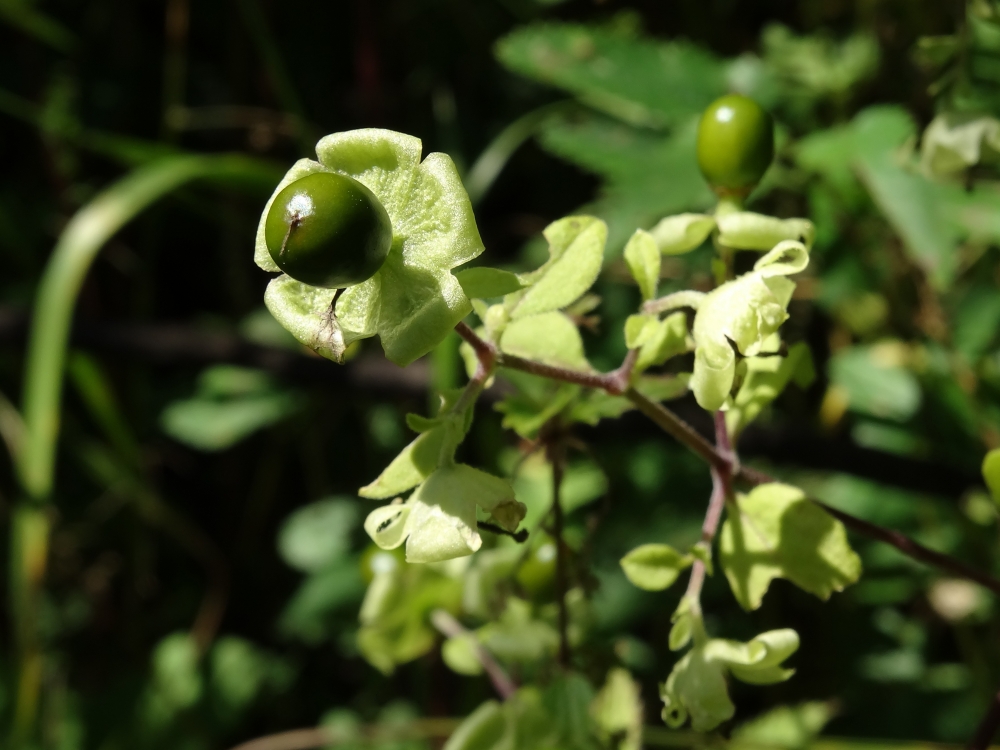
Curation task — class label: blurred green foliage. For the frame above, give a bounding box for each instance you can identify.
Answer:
[4,0,1000,748]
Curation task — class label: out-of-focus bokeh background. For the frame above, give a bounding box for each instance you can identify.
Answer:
[4,0,1000,747]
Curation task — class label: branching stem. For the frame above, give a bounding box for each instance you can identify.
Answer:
[430,610,517,700]
[454,322,1000,600]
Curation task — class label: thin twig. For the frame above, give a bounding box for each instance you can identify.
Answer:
[969,691,1000,750]
[430,610,517,700]
[455,323,1000,599]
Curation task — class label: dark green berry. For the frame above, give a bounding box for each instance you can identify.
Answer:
[264,172,392,288]
[696,94,774,196]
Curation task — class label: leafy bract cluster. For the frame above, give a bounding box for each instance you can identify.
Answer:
[256,125,856,738]
[256,129,485,366]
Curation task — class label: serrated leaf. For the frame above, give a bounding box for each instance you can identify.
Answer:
[620,544,692,591]
[500,311,591,370]
[258,130,484,366]
[359,427,446,499]
[512,217,606,318]
[726,341,815,437]
[455,267,525,299]
[538,115,714,252]
[623,229,660,300]
[716,212,815,252]
[649,213,716,255]
[719,483,862,611]
[496,23,727,127]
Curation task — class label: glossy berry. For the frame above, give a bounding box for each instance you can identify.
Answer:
[264,172,392,288]
[696,94,774,195]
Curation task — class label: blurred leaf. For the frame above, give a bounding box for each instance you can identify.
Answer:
[0,2,74,51]
[984,448,1000,504]
[278,497,360,573]
[441,633,484,676]
[210,637,292,717]
[732,701,836,749]
[954,284,1000,361]
[150,633,202,711]
[727,341,815,437]
[496,23,726,127]
[828,344,921,422]
[591,668,643,750]
[279,560,366,644]
[160,367,302,452]
[720,483,862,610]
[538,114,713,251]
[443,701,505,750]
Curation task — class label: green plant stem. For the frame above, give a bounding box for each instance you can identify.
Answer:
[454,321,1000,599]
[9,154,280,746]
[464,101,575,206]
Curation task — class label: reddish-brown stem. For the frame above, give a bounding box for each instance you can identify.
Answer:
[685,414,733,605]
[454,321,1000,599]
[430,610,517,700]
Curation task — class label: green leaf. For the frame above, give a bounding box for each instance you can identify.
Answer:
[920,112,1000,177]
[496,24,726,127]
[500,311,591,370]
[623,229,660,300]
[442,634,485,676]
[732,701,836,749]
[495,376,580,439]
[358,427,446,499]
[479,598,560,663]
[828,344,921,422]
[364,464,520,564]
[591,669,643,750]
[726,341,815,437]
[704,628,800,685]
[660,648,733,732]
[544,673,600,750]
[277,497,359,573]
[690,242,807,411]
[719,483,862,611]
[259,130,484,365]
[620,544,692,591]
[537,115,714,252]
[716,212,815,252]
[512,216,606,319]
[983,449,1000,504]
[635,312,689,373]
[160,367,302,452]
[151,633,202,710]
[454,267,525,299]
[443,701,506,750]
[648,213,716,256]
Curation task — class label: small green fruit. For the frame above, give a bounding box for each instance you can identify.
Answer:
[264,172,392,288]
[696,94,774,196]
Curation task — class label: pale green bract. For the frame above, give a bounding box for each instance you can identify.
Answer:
[362,464,526,564]
[648,213,716,255]
[661,629,799,731]
[620,543,692,591]
[623,228,661,300]
[719,483,862,610]
[690,240,809,411]
[716,212,815,253]
[256,129,485,366]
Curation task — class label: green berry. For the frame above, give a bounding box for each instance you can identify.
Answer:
[264,172,392,288]
[696,94,774,195]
